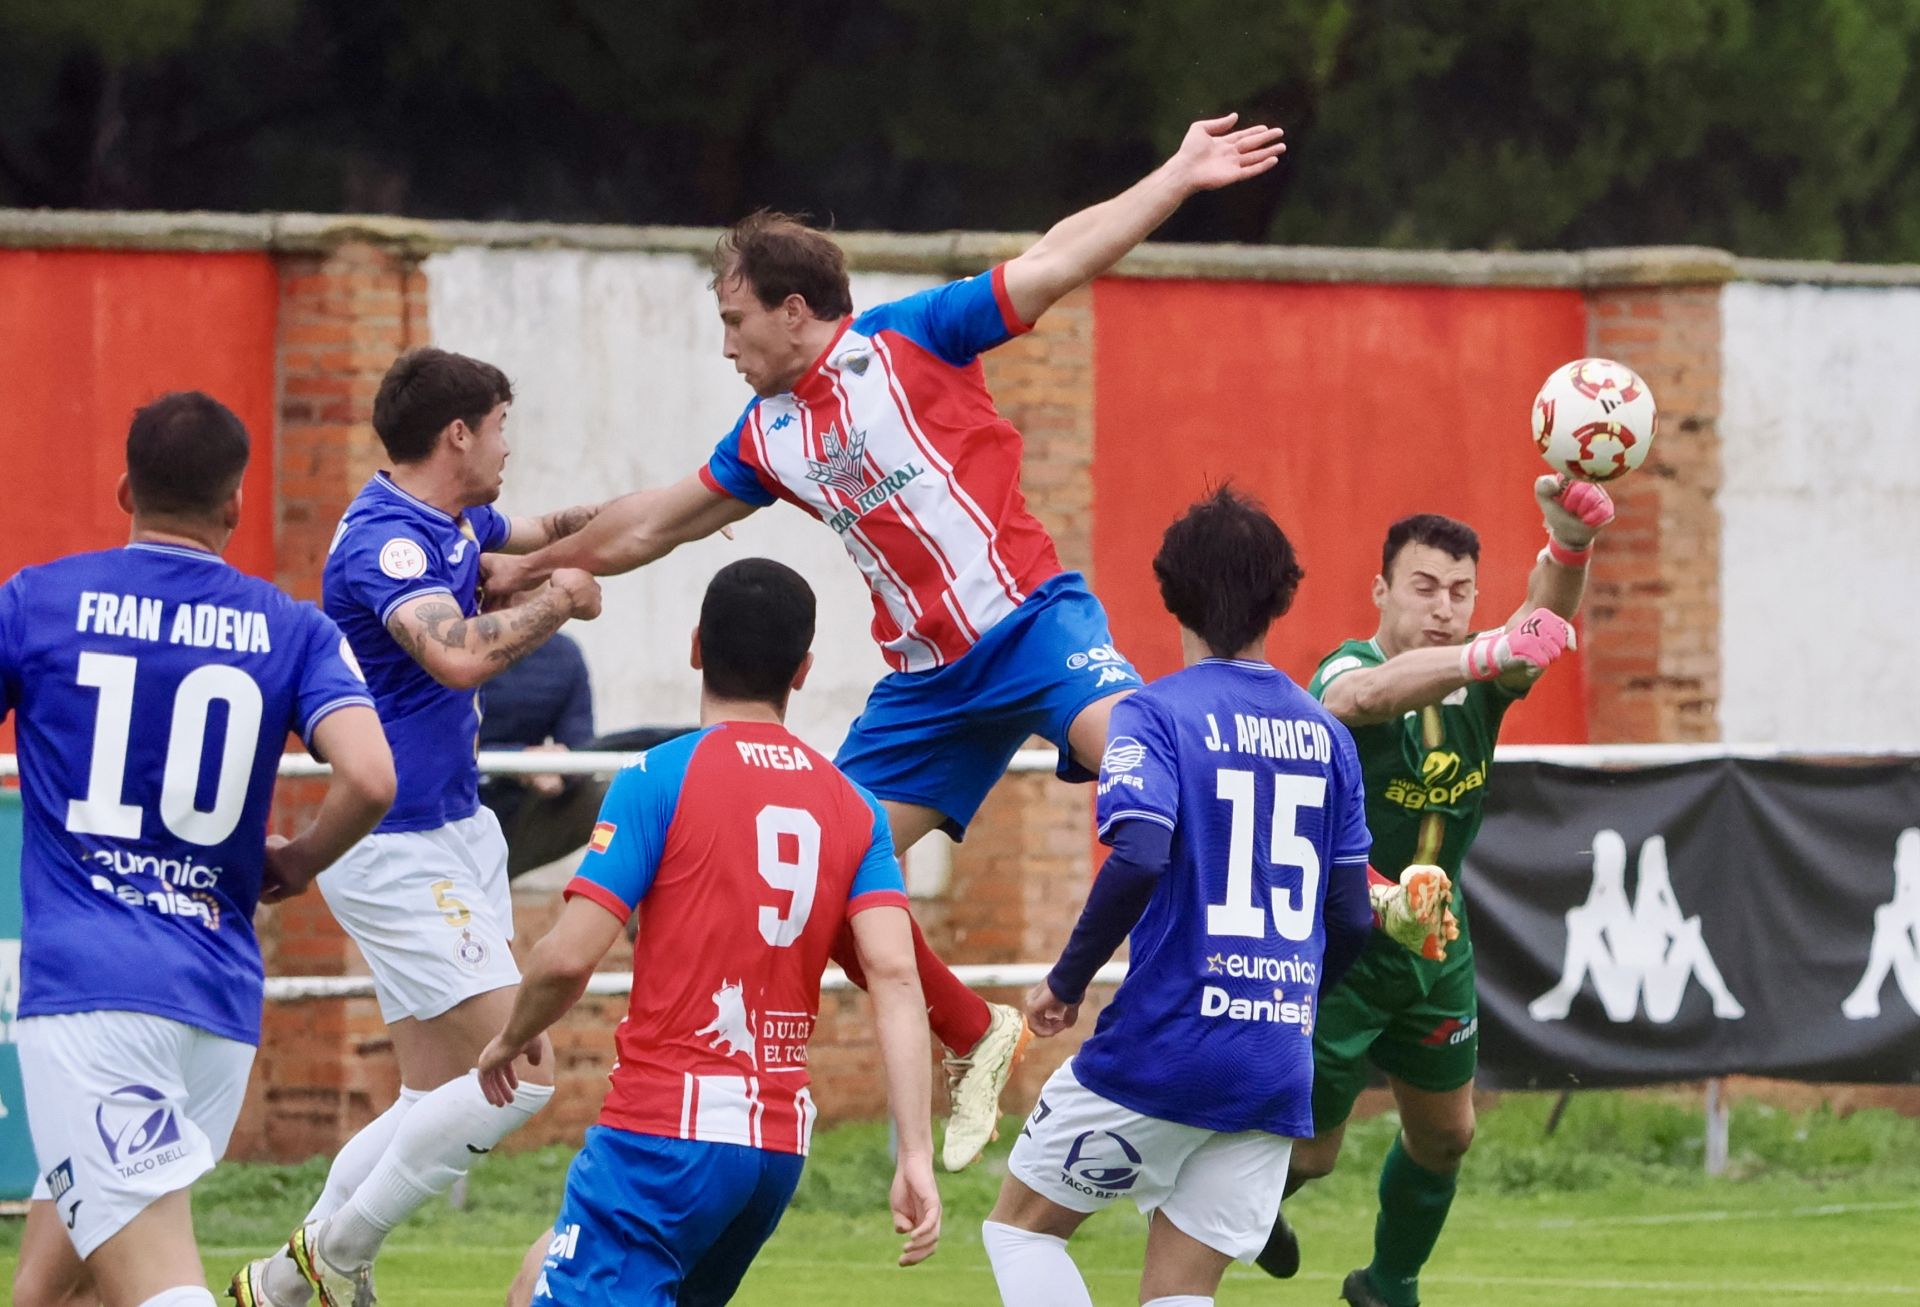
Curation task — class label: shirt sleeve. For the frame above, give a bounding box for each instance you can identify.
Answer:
[1308,646,1376,700]
[857,266,1031,367]
[0,577,21,723]
[1330,724,1373,867]
[699,401,779,507]
[293,606,377,746]
[470,504,512,553]
[564,734,701,922]
[847,786,909,915]
[1095,694,1179,840]
[334,523,456,628]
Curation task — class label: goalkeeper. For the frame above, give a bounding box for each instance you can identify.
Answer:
[1256,476,1613,1307]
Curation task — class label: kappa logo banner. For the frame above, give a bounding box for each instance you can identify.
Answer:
[1465,758,1920,1088]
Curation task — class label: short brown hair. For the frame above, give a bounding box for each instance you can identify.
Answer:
[711,211,853,319]
[126,392,250,518]
[1382,514,1480,580]
[1153,486,1304,658]
[372,348,513,464]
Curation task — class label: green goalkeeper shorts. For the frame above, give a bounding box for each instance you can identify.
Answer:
[1310,936,1480,1132]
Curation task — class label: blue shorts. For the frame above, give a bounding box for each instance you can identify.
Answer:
[834,571,1139,839]
[533,1127,805,1306]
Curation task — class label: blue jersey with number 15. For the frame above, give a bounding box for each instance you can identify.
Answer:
[0,544,373,1045]
[1073,659,1371,1137]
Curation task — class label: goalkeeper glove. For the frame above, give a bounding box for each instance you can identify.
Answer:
[1536,474,1614,565]
[1461,608,1575,682]
[1369,864,1459,962]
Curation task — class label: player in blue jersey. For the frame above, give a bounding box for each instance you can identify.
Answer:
[982,488,1375,1307]
[488,560,939,1306]
[230,350,608,1307]
[6,393,395,1307]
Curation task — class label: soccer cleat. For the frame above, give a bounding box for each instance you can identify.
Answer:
[1253,1204,1300,1278]
[941,1002,1032,1171]
[289,1220,377,1307]
[1370,864,1459,962]
[1341,1267,1400,1307]
[228,1250,311,1307]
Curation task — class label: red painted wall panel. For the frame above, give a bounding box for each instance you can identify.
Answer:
[1092,279,1591,743]
[0,249,279,748]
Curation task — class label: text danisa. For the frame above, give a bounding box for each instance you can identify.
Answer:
[76,591,272,653]
[1201,711,1333,762]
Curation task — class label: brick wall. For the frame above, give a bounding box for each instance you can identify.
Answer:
[1580,284,1724,742]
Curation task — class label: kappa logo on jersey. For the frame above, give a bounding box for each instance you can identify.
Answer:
[588,821,617,855]
[1843,827,1920,1020]
[378,537,428,580]
[767,413,796,433]
[1529,830,1746,1024]
[1060,1129,1143,1198]
[94,1084,188,1177]
[696,979,757,1066]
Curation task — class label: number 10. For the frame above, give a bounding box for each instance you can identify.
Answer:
[1207,769,1324,942]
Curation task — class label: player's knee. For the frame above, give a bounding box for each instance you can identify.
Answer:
[1288,1146,1338,1183]
[1406,1116,1475,1168]
[11,1262,92,1307]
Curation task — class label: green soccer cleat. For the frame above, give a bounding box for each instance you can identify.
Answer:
[1341,1266,1402,1307]
[941,1002,1032,1171]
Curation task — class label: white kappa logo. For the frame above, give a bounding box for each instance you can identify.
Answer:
[1843,828,1920,1021]
[378,537,428,580]
[1529,830,1745,1024]
[1101,736,1148,775]
[695,979,757,1067]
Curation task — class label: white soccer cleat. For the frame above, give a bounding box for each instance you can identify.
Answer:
[1372,865,1459,962]
[941,1002,1032,1172]
[227,1246,312,1307]
[289,1221,377,1307]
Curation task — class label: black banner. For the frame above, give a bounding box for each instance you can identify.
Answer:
[1466,759,1920,1088]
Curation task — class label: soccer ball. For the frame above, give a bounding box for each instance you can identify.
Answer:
[1530,358,1658,482]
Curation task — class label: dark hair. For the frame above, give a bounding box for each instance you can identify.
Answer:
[1381,514,1481,579]
[1153,486,1305,658]
[711,210,854,319]
[699,559,817,703]
[125,392,251,518]
[371,348,513,463]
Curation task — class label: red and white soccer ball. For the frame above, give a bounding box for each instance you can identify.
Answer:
[1530,358,1658,483]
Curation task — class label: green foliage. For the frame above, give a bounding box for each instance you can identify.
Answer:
[2,2,1919,254]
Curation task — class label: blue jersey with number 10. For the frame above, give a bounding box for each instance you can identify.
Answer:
[0,545,374,1045]
[1074,659,1371,1137]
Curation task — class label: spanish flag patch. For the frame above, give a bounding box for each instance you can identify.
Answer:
[588,821,617,854]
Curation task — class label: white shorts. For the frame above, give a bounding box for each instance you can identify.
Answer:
[19,1011,254,1259]
[1007,1057,1293,1263]
[318,807,520,1023]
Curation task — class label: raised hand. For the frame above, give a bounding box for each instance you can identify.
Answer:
[1536,474,1615,550]
[1170,113,1287,193]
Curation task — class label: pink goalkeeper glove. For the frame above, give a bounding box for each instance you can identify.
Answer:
[1461,608,1576,682]
[1536,474,1615,564]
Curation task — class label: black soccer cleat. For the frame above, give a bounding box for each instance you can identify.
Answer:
[1253,1205,1300,1279]
[1341,1267,1403,1307]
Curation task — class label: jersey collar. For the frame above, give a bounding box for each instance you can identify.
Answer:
[1199,657,1277,672]
[126,542,227,565]
[372,471,459,525]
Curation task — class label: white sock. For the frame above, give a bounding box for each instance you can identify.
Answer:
[323,1073,553,1267]
[1143,1298,1212,1306]
[136,1289,219,1307]
[258,1086,426,1307]
[981,1220,1093,1307]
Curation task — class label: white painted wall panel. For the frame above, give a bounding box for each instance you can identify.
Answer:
[426,247,940,754]
[1719,283,1920,746]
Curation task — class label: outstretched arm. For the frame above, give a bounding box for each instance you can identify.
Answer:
[500,499,611,556]
[1000,113,1285,325]
[487,473,757,598]
[1507,476,1615,627]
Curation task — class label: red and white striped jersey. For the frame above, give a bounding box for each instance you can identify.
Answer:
[700,265,1064,673]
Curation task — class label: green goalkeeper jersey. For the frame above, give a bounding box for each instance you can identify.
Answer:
[1307,637,1522,950]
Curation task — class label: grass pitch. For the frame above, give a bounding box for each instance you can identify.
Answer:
[5,1090,1917,1305]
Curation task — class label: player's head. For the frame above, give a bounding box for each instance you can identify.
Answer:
[372,349,514,503]
[118,391,251,545]
[1153,486,1304,660]
[1374,513,1481,653]
[692,559,817,712]
[711,211,854,397]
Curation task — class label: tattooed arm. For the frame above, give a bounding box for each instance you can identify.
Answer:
[498,500,611,556]
[386,570,602,690]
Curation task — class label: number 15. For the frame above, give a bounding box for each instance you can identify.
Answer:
[1207,769,1323,942]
